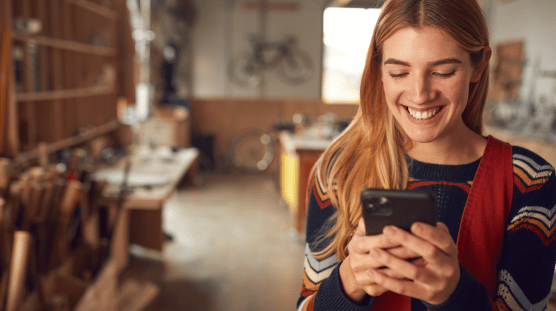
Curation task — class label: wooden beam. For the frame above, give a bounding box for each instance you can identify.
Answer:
[1,1,12,31]
[20,0,30,18]
[244,1,299,11]
[72,2,84,137]
[15,120,120,162]
[49,0,66,142]
[16,85,115,102]
[118,279,160,311]
[73,260,118,311]
[62,0,76,138]
[37,0,49,92]
[0,31,11,153]
[23,40,38,148]
[68,0,117,21]
[6,40,20,156]
[12,34,116,56]
[3,0,20,156]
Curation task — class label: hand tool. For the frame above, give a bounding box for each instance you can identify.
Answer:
[37,142,50,170]
[50,180,82,266]
[5,231,32,311]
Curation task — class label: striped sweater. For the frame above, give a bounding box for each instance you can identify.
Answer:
[297,145,556,311]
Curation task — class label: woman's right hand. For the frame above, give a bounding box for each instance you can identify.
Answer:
[339,218,422,303]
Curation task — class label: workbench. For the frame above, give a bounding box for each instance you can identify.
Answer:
[93,147,199,253]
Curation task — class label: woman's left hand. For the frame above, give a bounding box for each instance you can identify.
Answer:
[370,222,461,305]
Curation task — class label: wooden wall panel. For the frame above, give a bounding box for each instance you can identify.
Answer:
[189,98,358,170]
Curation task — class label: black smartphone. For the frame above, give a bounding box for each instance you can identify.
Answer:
[361,188,437,236]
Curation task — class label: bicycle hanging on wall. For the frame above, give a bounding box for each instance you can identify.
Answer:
[228,34,314,88]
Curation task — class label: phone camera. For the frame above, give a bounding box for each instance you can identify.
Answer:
[365,196,389,210]
[365,196,393,216]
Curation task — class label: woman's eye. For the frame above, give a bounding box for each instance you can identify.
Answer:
[433,71,456,78]
[390,73,408,78]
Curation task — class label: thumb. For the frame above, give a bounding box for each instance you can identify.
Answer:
[436,222,450,234]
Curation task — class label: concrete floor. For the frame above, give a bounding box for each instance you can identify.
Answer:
[120,171,556,311]
[121,172,305,311]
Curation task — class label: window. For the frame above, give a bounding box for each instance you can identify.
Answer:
[322,4,381,104]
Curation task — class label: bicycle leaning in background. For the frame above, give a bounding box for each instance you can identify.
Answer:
[229,120,296,173]
[228,34,314,88]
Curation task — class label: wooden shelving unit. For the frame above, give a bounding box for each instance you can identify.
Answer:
[0,0,127,158]
[0,2,145,310]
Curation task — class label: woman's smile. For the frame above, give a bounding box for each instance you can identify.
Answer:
[405,106,444,120]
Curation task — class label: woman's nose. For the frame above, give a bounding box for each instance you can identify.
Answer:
[409,76,434,104]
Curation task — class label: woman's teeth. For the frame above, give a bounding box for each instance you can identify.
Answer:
[407,107,441,120]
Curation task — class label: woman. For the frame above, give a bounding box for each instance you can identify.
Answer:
[297,0,556,310]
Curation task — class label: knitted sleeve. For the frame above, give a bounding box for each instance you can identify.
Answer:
[296,176,374,311]
[492,147,556,309]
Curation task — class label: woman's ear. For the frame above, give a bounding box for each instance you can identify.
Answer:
[471,46,492,83]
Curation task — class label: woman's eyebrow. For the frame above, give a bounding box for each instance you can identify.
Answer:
[383,58,410,66]
[431,58,463,66]
[383,58,463,66]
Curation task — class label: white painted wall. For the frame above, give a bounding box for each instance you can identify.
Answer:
[490,0,556,105]
[190,0,556,103]
[190,0,229,98]
[191,0,324,99]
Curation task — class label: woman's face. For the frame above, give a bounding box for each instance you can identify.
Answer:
[380,26,483,144]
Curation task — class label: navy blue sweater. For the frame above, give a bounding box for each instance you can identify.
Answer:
[297,146,556,311]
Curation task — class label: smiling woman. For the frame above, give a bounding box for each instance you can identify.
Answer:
[297,0,556,310]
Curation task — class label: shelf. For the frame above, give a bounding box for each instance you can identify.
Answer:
[12,33,116,56]
[68,0,118,20]
[16,85,115,102]
[15,120,120,162]
[1,0,129,157]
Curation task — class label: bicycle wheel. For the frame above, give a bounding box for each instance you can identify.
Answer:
[229,130,275,173]
[276,49,314,85]
[228,52,263,88]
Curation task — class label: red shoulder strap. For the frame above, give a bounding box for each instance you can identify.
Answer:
[370,136,513,310]
[370,291,411,310]
[456,136,513,297]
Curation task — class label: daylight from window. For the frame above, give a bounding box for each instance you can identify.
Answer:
[322,7,381,104]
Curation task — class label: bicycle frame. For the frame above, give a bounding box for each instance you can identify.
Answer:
[249,36,297,71]
[228,34,312,87]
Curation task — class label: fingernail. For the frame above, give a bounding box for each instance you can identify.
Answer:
[383,226,396,237]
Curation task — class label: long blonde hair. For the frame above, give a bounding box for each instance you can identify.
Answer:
[312,0,491,260]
